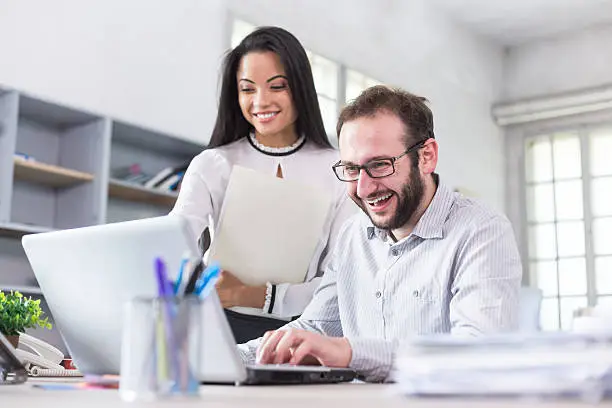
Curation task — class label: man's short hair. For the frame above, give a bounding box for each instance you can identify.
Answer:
[336,85,435,148]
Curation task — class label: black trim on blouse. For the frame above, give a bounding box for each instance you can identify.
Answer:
[247,134,307,157]
[267,284,277,314]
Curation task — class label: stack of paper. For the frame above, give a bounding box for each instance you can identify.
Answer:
[393,332,612,402]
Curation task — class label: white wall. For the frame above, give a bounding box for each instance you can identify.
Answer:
[0,0,506,209]
[228,0,506,210]
[0,0,226,145]
[503,24,612,100]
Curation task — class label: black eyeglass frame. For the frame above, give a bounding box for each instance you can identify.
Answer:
[332,138,430,182]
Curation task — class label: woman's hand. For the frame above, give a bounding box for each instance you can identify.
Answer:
[215,270,267,309]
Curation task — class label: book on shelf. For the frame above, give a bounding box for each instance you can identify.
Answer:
[14,152,37,161]
[111,162,188,192]
[156,171,184,191]
[111,164,155,186]
[144,163,189,191]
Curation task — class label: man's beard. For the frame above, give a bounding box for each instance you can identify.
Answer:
[352,169,424,231]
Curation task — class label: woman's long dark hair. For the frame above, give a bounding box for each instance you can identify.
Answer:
[207,26,332,149]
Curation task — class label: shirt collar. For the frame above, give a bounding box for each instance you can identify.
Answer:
[365,176,456,242]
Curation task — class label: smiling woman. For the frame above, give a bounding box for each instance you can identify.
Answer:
[169,26,357,343]
[236,52,298,148]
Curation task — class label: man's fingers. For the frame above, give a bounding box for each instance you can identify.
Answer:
[273,330,301,364]
[259,330,276,355]
[289,340,318,366]
[257,330,286,364]
[261,330,274,344]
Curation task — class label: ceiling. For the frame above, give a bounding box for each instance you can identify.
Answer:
[432,0,612,45]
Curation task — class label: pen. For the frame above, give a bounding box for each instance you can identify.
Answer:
[182,259,205,295]
[194,263,221,298]
[154,257,180,390]
[173,257,189,295]
[153,258,168,384]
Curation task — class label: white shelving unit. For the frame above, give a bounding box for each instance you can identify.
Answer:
[0,86,204,352]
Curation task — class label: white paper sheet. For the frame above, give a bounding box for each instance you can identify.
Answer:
[207,165,333,289]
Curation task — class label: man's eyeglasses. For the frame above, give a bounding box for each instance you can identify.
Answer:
[332,139,429,182]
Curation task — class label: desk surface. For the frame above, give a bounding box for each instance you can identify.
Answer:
[2,380,611,407]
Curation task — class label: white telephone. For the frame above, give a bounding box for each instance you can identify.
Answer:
[14,333,81,377]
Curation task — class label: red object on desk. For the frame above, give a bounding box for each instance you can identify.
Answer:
[61,359,77,370]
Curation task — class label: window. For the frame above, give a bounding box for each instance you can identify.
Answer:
[229,19,382,145]
[306,50,339,139]
[230,20,256,49]
[345,69,381,104]
[525,127,612,330]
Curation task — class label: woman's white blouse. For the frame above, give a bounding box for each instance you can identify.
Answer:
[169,137,356,319]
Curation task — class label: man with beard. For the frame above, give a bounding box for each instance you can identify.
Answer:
[238,86,522,382]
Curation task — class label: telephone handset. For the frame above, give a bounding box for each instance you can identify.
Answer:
[14,333,82,377]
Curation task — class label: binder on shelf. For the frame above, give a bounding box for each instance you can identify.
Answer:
[145,162,189,190]
[144,167,175,188]
[156,171,185,191]
[111,163,153,185]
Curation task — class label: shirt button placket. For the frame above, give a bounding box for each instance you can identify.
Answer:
[375,289,384,337]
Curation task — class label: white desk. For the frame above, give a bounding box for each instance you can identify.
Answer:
[2,380,612,408]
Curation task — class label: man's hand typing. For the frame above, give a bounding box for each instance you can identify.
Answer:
[256,329,352,368]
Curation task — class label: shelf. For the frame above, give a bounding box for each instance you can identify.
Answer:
[112,120,203,156]
[13,158,94,188]
[0,222,55,238]
[18,93,100,128]
[0,285,43,295]
[108,178,178,207]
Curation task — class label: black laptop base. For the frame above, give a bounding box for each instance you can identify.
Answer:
[243,367,356,385]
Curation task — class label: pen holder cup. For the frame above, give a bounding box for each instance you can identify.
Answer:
[119,296,202,402]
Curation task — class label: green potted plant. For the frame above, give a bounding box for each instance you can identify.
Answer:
[0,290,52,348]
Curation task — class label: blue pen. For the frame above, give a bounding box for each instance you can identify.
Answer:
[173,258,189,295]
[194,263,221,298]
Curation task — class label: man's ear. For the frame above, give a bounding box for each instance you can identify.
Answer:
[420,139,438,176]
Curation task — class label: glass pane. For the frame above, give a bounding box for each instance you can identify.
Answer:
[560,296,588,330]
[590,129,612,176]
[345,69,365,103]
[532,261,558,296]
[597,295,612,308]
[558,257,587,296]
[310,54,338,99]
[528,224,557,260]
[552,135,581,180]
[318,96,337,138]
[525,138,552,183]
[595,256,612,295]
[592,177,612,217]
[556,221,585,257]
[555,180,583,220]
[365,77,382,88]
[540,298,559,331]
[526,183,554,223]
[593,217,612,255]
[231,19,256,48]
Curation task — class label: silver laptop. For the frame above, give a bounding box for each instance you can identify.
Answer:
[21,215,355,385]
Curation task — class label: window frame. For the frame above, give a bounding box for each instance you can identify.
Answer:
[228,16,380,146]
[506,108,612,330]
